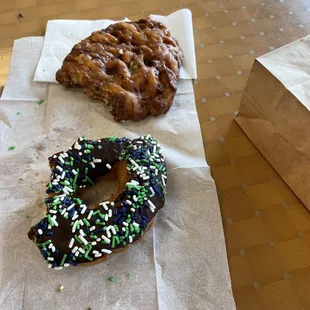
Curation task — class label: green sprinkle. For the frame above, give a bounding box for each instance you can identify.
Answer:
[122,241,126,246]
[83,218,90,226]
[127,273,132,278]
[16,111,21,115]
[98,145,102,149]
[82,159,87,164]
[75,235,83,244]
[42,239,52,246]
[47,215,54,227]
[108,277,115,283]
[112,236,115,248]
[83,255,93,261]
[115,236,120,245]
[37,99,44,105]
[26,215,30,219]
[85,176,95,186]
[60,254,67,266]
[73,171,79,184]
[8,146,15,151]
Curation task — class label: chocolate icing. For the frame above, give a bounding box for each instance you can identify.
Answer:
[28,135,167,269]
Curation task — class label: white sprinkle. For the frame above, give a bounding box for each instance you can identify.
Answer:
[105,214,109,222]
[122,227,126,232]
[97,139,101,142]
[59,156,64,164]
[72,169,77,175]
[143,176,150,180]
[72,214,78,222]
[91,241,97,246]
[52,215,58,227]
[101,249,112,254]
[69,238,74,248]
[133,195,138,202]
[90,226,96,231]
[146,134,151,139]
[162,174,167,179]
[95,253,102,258]
[54,267,63,270]
[106,228,111,238]
[64,186,73,193]
[75,251,79,257]
[81,205,87,214]
[111,226,116,235]
[119,49,123,54]
[64,152,68,158]
[74,143,81,150]
[148,200,156,211]
[93,158,102,163]
[92,250,99,255]
[64,263,70,267]
[129,236,133,243]
[132,222,139,228]
[79,235,88,245]
[72,246,78,253]
[52,246,56,252]
[48,243,53,249]
[72,220,78,233]
[150,165,156,169]
[108,209,112,217]
[96,238,101,242]
[151,141,157,144]
[150,187,155,195]
[131,180,139,185]
[49,210,57,214]
[126,200,132,205]
[106,163,112,169]
[48,263,52,268]
[52,181,59,185]
[64,212,68,218]
[130,208,135,212]
[38,229,43,235]
[101,235,110,243]
[63,188,69,195]
[161,175,166,187]
[90,162,95,169]
[122,221,129,227]
[87,210,93,220]
[67,203,75,211]
[79,248,85,254]
[153,145,157,153]
[155,169,158,176]
[136,141,143,144]
[64,180,70,185]
[53,155,57,159]
[61,208,67,215]
[56,165,63,172]
[99,202,109,210]
[48,224,52,229]
[79,229,85,237]
[47,257,54,261]
[110,202,115,207]
[79,219,84,226]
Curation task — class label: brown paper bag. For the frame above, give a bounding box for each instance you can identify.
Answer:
[236,57,310,210]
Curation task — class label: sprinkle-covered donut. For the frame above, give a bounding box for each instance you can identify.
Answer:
[28,135,167,269]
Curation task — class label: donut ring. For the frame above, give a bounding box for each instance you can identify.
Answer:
[28,135,167,269]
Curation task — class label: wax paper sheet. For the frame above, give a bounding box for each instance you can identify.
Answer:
[0,38,234,310]
[33,9,197,83]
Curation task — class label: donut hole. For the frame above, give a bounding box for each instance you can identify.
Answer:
[74,161,128,208]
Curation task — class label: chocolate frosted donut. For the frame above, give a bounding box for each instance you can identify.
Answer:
[28,135,167,269]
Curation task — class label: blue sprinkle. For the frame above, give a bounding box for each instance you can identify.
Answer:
[94,228,103,234]
[45,231,53,236]
[69,260,78,266]
[55,249,59,257]
[86,227,90,234]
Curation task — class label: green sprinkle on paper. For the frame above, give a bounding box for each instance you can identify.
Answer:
[16,111,21,115]
[26,215,30,219]
[108,277,115,283]
[37,100,44,105]
[127,273,132,278]
[8,146,15,151]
